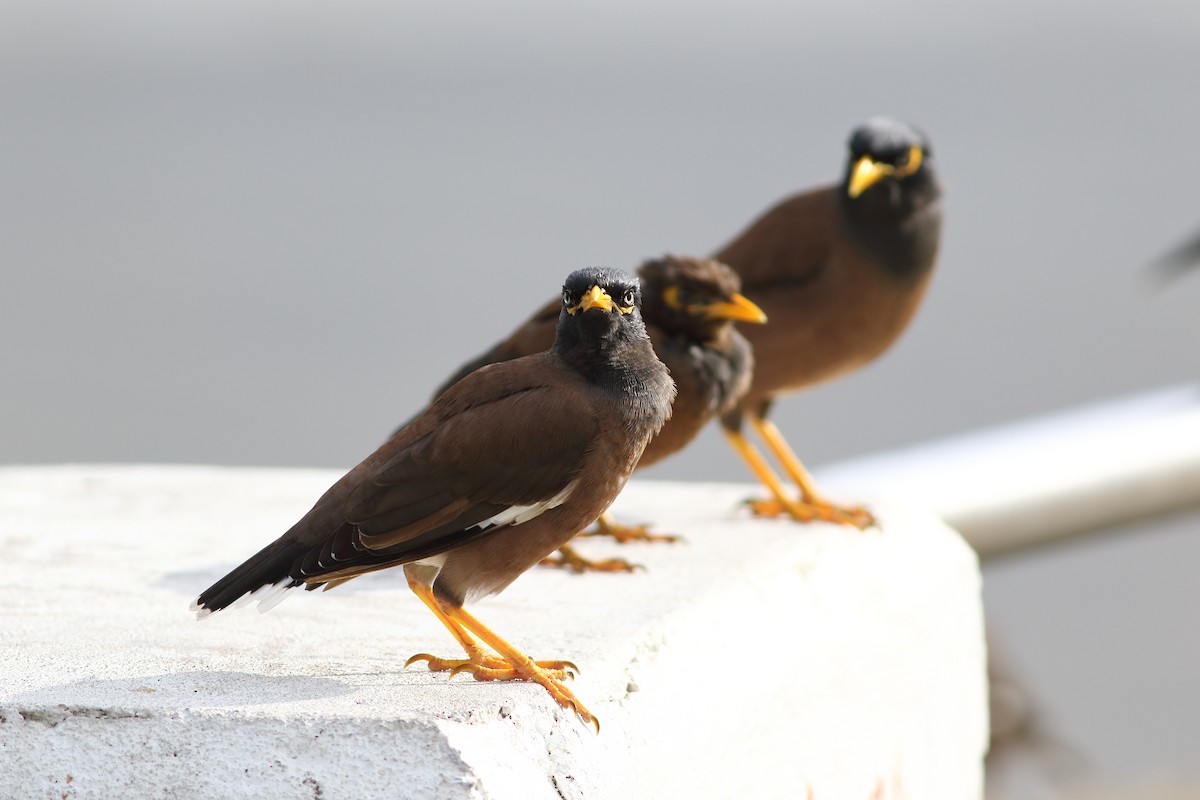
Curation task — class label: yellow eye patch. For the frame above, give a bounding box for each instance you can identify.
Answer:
[566,285,634,315]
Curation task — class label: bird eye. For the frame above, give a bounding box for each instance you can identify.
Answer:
[622,290,636,307]
[563,290,572,306]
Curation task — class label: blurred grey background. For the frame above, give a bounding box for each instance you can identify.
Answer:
[3,0,1198,794]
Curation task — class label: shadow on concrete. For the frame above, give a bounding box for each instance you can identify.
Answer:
[3,671,354,711]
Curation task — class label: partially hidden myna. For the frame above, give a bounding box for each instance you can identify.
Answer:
[193,267,675,730]
[1149,225,1200,279]
[418,255,766,571]
[714,117,943,527]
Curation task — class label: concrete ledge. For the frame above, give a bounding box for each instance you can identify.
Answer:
[0,465,987,799]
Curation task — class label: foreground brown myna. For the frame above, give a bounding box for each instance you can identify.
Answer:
[714,117,943,527]
[193,267,675,729]
[421,255,766,570]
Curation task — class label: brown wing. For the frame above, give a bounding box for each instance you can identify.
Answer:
[196,355,597,610]
[297,356,599,579]
[713,184,839,289]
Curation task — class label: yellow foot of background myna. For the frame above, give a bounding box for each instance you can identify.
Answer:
[744,496,875,529]
[578,512,683,544]
[539,543,641,574]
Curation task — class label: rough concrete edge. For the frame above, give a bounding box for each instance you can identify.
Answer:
[0,703,495,800]
[436,508,989,800]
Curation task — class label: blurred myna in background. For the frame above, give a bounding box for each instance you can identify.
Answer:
[714,117,943,528]
[194,267,675,730]
[1149,225,1200,279]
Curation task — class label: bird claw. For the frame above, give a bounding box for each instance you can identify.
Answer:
[454,664,578,683]
[412,649,595,729]
[406,652,528,673]
[448,662,481,680]
[845,508,877,530]
[581,522,682,545]
[575,703,601,734]
[539,546,643,574]
[742,496,796,519]
[744,496,875,529]
[413,652,577,682]
[560,698,599,733]
[404,652,438,669]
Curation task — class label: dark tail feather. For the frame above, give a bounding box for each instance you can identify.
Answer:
[192,537,311,616]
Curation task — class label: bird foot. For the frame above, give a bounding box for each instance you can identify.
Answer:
[744,496,875,529]
[405,652,577,681]
[579,520,682,545]
[411,652,597,731]
[539,544,642,574]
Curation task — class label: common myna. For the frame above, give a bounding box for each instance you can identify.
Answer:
[714,117,943,527]
[420,255,766,571]
[193,267,675,729]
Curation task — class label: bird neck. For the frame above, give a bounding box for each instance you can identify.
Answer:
[553,313,673,429]
[839,174,942,284]
[647,314,727,348]
[555,325,649,386]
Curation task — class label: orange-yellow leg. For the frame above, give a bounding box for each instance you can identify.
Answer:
[723,427,873,529]
[403,578,577,680]
[749,417,874,528]
[539,542,642,574]
[411,594,599,732]
[723,428,821,519]
[578,512,682,544]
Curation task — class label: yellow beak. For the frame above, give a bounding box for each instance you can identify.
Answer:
[699,292,768,324]
[847,156,891,199]
[847,146,924,199]
[578,284,615,313]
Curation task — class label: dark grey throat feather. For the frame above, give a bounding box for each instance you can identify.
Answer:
[553,306,675,434]
[839,180,942,284]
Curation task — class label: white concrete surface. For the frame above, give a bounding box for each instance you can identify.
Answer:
[0,465,987,800]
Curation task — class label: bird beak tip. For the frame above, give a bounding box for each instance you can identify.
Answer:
[847,156,888,199]
[578,285,616,313]
[705,293,768,324]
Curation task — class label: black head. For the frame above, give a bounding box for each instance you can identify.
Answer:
[841,117,936,205]
[638,255,767,342]
[554,267,650,360]
[838,117,943,282]
[561,266,641,317]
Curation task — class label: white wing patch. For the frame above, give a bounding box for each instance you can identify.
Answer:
[470,479,579,531]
